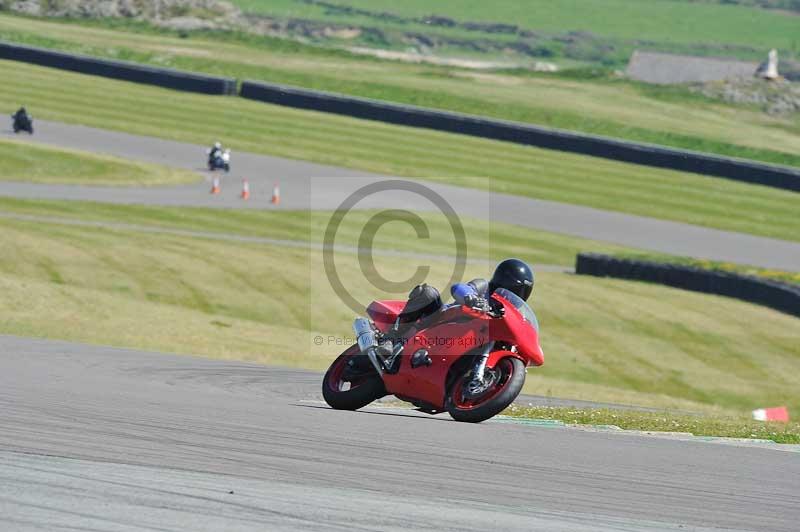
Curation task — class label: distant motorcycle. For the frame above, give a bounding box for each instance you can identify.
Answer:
[207,148,230,172]
[322,288,544,423]
[12,112,33,134]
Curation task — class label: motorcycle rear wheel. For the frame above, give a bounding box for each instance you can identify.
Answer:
[446,357,525,423]
[322,351,385,411]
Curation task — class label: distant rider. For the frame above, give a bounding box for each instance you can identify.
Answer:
[208,141,223,165]
[12,106,29,127]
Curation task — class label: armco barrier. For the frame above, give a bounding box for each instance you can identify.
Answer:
[240,80,800,192]
[575,253,800,317]
[0,42,237,95]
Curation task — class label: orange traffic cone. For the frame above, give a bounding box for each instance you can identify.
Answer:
[271,182,280,205]
[210,176,221,195]
[241,178,250,200]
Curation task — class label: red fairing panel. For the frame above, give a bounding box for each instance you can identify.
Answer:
[487,297,544,367]
[367,300,406,332]
[366,295,543,409]
[383,319,491,410]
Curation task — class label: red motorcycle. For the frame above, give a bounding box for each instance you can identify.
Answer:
[322,288,544,423]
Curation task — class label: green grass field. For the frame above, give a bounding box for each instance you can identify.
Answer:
[1,14,799,168]
[235,0,800,55]
[0,198,635,267]
[2,59,798,243]
[1,197,798,414]
[0,138,198,185]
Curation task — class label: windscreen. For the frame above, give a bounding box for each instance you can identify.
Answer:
[494,288,539,332]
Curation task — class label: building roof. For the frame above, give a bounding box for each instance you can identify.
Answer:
[626,51,758,84]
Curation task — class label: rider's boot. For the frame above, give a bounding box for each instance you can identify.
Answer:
[377,338,404,374]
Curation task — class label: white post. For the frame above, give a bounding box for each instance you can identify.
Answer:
[763,49,779,80]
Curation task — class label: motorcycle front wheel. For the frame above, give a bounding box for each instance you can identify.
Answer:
[446,357,525,423]
[322,350,385,411]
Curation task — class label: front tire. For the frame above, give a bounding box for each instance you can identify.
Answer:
[446,357,525,423]
[322,351,385,411]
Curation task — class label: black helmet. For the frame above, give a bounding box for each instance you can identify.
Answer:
[489,258,534,301]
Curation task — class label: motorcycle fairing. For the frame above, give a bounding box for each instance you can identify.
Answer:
[383,318,490,410]
[487,294,544,367]
[366,300,406,332]
[384,292,543,408]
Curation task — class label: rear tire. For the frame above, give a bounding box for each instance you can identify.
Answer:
[446,357,525,423]
[322,351,385,411]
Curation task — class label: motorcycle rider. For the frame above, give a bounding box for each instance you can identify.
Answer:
[451,258,534,310]
[397,258,534,335]
[344,258,534,377]
[12,106,30,128]
[207,141,223,165]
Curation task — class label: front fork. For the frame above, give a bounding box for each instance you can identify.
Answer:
[471,340,496,383]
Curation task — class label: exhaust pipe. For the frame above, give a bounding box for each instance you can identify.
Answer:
[353,318,384,376]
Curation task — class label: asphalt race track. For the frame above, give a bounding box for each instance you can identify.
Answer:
[2,336,799,532]
[2,121,800,531]
[2,121,799,271]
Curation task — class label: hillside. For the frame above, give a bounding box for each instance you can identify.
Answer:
[2,13,799,169]
[232,0,800,67]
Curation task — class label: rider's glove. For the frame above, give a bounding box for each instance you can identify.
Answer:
[464,294,490,313]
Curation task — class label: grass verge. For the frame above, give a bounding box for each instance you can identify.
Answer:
[1,60,799,242]
[1,199,798,413]
[0,138,199,186]
[0,14,799,168]
[502,406,800,444]
[0,197,635,266]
